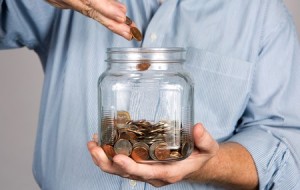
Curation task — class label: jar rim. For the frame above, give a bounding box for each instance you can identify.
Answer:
[106,47,185,63]
[107,47,185,53]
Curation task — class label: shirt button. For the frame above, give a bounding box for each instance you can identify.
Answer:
[150,33,158,42]
[129,180,137,187]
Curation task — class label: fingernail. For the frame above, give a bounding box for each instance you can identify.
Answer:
[92,133,98,142]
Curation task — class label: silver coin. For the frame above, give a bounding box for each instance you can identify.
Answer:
[114,139,132,156]
[181,141,193,158]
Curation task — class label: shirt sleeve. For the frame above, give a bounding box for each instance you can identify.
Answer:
[0,0,57,51]
[228,1,300,190]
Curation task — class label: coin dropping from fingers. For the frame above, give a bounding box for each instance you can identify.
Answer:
[125,16,143,41]
[130,27,143,41]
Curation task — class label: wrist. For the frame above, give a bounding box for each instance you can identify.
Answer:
[185,142,258,189]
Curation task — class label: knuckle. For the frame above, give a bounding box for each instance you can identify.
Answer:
[61,0,70,4]
[86,8,96,18]
[80,0,92,6]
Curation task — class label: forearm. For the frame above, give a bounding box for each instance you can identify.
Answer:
[186,142,258,190]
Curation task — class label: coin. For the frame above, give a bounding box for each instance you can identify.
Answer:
[136,62,151,71]
[102,144,116,159]
[127,131,138,140]
[125,16,132,25]
[169,151,182,159]
[130,27,143,41]
[119,130,137,141]
[131,142,150,161]
[154,142,170,160]
[114,139,133,156]
[115,111,131,128]
[149,141,170,161]
[181,141,193,157]
[102,111,190,161]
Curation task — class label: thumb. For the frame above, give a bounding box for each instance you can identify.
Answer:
[193,123,219,154]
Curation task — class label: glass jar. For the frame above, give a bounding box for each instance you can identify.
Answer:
[98,48,194,163]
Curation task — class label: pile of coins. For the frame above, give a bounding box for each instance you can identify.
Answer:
[101,111,193,162]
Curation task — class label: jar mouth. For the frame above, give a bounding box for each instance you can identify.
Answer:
[106,47,185,63]
[107,47,185,53]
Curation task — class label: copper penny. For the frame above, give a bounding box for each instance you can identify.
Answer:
[127,131,137,140]
[102,144,116,159]
[115,111,131,128]
[130,27,143,41]
[136,61,151,71]
[154,143,170,160]
[131,142,149,161]
[125,16,132,25]
[150,141,170,161]
[118,130,130,140]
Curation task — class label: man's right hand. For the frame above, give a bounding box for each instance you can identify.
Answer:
[45,0,133,40]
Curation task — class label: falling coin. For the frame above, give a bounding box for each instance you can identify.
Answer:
[114,139,132,156]
[130,27,143,41]
[136,61,151,71]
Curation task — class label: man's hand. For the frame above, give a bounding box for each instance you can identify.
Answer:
[87,123,219,187]
[45,0,134,40]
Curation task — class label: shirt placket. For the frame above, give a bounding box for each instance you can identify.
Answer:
[142,0,177,47]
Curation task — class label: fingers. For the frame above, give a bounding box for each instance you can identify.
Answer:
[112,155,170,187]
[46,0,133,40]
[88,13,132,40]
[92,133,98,143]
[82,0,127,22]
[193,123,219,154]
[112,155,183,185]
[87,141,116,173]
[45,0,72,9]
[87,131,211,187]
[87,144,168,183]
[79,0,132,40]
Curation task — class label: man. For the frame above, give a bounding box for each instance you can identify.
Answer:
[1,0,300,189]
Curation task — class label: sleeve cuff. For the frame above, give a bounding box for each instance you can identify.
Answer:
[227,126,289,189]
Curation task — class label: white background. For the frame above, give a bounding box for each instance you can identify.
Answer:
[0,1,299,189]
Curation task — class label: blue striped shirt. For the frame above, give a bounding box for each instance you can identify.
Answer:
[1,0,300,189]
